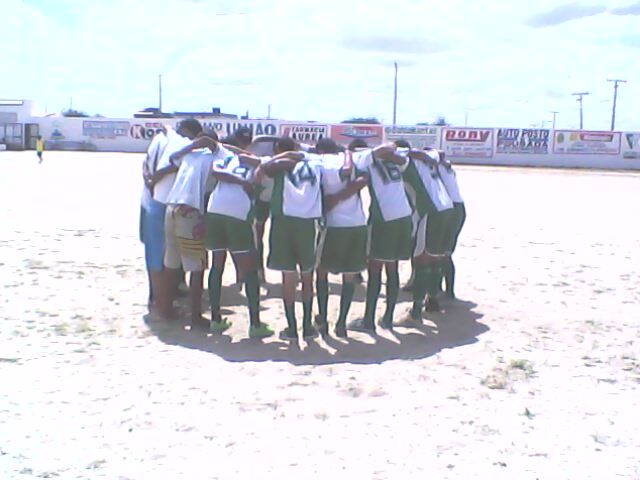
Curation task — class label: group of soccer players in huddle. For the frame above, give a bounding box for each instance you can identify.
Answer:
[140,118,466,341]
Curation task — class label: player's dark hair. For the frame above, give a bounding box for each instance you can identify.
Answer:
[178,118,203,137]
[276,136,297,152]
[394,139,411,149]
[316,138,340,154]
[348,139,368,151]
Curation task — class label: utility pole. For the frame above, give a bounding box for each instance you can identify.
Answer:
[551,111,559,129]
[267,104,271,119]
[572,92,589,129]
[392,61,398,127]
[158,74,163,113]
[607,79,626,131]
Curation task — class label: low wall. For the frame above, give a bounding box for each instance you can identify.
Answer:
[28,117,640,170]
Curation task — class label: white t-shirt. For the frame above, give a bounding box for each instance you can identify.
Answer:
[413,160,454,212]
[320,153,367,227]
[165,146,232,213]
[272,153,324,219]
[353,149,412,223]
[141,132,169,208]
[207,154,255,221]
[152,130,193,204]
[438,164,464,203]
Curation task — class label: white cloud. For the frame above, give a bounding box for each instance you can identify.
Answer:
[2,0,639,130]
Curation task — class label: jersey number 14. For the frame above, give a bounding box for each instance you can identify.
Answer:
[287,161,317,187]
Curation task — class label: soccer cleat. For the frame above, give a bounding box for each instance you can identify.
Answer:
[347,318,376,334]
[378,316,393,330]
[279,327,298,341]
[425,297,441,313]
[249,322,274,339]
[209,318,231,334]
[303,325,319,339]
[396,310,424,328]
[334,323,348,338]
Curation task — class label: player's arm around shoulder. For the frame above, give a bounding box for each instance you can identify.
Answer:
[371,143,406,166]
[259,152,304,177]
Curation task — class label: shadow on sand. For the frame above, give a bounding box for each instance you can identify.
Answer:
[144,296,488,366]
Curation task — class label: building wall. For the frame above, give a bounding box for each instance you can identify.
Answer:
[6,109,640,170]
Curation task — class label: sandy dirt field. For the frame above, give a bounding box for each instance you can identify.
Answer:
[0,151,639,480]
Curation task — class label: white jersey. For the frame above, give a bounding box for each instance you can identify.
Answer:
[353,149,412,223]
[152,130,192,204]
[320,153,367,227]
[258,156,275,202]
[207,154,255,221]
[272,153,324,219]
[413,160,454,212]
[438,164,464,203]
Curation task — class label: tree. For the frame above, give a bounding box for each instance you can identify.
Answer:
[62,108,89,118]
[341,117,381,124]
[416,116,450,126]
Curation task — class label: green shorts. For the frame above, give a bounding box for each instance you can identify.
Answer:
[205,213,255,253]
[413,210,451,257]
[369,216,412,262]
[255,200,270,223]
[442,202,466,253]
[268,215,316,272]
[319,226,367,274]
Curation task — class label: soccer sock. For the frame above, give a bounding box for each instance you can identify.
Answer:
[303,298,313,331]
[425,263,440,297]
[382,269,400,323]
[208,267,223,321]
[363,269,382,327]
[412,266,429,318]
[284,302,297,332]
[443,257,455,297]
[244,270,260,326]
[316,278,329,324]
[337,282,356,328]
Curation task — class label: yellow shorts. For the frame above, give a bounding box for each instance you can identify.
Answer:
[164,205,208,272]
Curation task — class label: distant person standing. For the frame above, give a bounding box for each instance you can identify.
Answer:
[36,136,45,163]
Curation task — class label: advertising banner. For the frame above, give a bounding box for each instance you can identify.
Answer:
[496,128,549,154]
[330,124,384,146]
[83,120,129,139]
[441,128,493,158]
[280,123,328,143]
[622,133,640,159]
[200,120,281,139]
[553,130,621,155]
[129,121,171,140]
[385,125,439,149]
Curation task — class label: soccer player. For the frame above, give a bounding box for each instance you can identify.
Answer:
[162,119,218,326]
[437,152,466,299]
[204,147,274,338]
[316,149,369,337]
[36,136,45,163]
[247,135,280,282]
[402,145,454,322]
[144,125,193,319]
[257,137,323,341]
[140,128,170,310]
[349,143,414,333]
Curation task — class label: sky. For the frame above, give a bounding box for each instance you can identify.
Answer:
[3,0,640,130]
